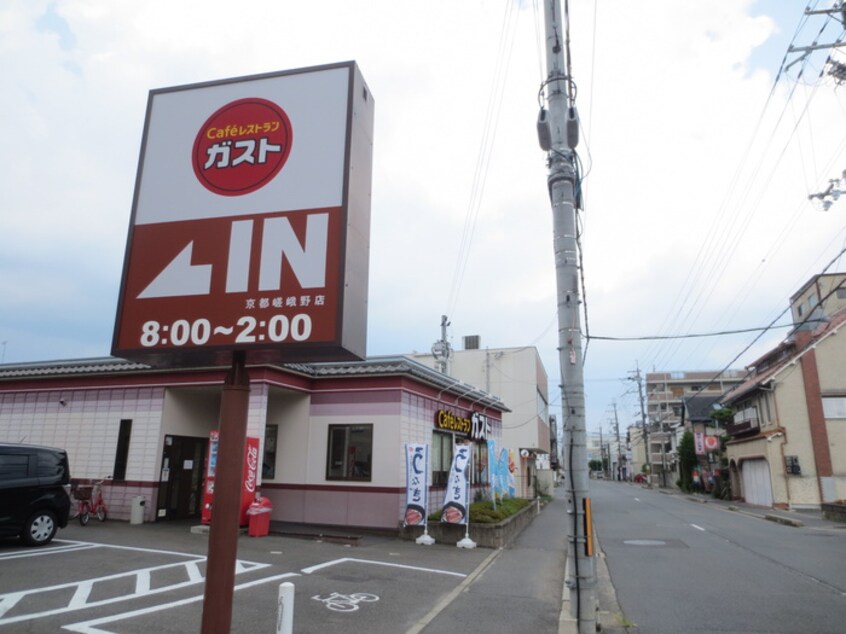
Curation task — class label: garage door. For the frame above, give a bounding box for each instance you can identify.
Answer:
[741,459,773,507]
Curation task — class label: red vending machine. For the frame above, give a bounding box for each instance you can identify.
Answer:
[202,431,260,526]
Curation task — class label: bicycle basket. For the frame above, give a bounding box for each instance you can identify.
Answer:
[73,486,93,501]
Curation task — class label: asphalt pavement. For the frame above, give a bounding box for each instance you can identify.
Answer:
[6,482,837,633]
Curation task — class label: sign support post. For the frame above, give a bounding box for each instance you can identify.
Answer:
[201,351,250,633]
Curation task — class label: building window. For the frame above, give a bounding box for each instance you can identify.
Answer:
[432,431,453,487]
[472,442,489,485]
[822,397,846,419]
[326,424,372,481]
[112,419,132,481]
[263,425,278,479]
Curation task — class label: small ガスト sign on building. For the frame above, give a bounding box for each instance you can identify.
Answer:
[113,62,373,367]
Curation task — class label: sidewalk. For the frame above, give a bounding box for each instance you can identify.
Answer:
[411,490,569,633]
[668,487,841,530]
[403,487,630,634]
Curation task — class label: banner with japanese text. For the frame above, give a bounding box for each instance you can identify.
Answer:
[441,444,471,525]
[403,443,429,527]
[694,431,706,455]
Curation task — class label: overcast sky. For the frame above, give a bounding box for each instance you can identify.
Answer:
[2,1,845,435]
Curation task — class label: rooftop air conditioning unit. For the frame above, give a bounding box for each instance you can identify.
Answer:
[463,335,481,350]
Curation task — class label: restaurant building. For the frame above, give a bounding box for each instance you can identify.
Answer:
[0,356,505,530]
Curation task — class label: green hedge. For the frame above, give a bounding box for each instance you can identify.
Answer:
[428,497,532,524]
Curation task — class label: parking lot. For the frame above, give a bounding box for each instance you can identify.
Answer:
[0,520,496,633]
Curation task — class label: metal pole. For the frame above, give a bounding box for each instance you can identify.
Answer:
[541,1,596,631]
[632,366,651,486]
[201,351,250,633]
[613,403,622,481]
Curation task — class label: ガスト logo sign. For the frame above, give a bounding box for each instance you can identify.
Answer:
[192,98,293,196]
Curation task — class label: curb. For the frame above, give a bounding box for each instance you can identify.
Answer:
[764,514,805,527]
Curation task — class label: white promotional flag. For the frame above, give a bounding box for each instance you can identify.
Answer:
[441,444,471,525]
[403,444,429,527]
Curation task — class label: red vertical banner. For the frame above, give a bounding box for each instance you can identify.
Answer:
[241,436,260,525]
[202,431,260,526]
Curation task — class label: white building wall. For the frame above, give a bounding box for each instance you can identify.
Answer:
[409,346,549,497]
[0,387,165,482]
[161,388,218,438]
[266,389,311,484]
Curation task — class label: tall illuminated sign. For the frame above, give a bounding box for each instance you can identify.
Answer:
[113,62,373,366]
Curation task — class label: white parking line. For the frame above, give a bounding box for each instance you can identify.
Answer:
[0,541,97,561]
[691,524,706,531]
[0,540,270,627]
[62,573,300,634]
[62,555,472,633]
[301,557,467,578]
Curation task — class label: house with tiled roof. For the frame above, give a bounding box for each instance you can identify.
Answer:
[720,273,846,509]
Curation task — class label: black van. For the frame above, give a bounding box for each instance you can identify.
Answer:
[0,443,71,545]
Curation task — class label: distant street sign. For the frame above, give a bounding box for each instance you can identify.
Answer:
[112,62,373,366]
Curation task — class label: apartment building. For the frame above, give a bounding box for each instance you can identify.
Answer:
[637,370,744,486]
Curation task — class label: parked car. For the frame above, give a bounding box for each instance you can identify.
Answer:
[0,443,71,545]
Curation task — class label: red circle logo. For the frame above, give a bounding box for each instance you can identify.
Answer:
[192,98,293,196]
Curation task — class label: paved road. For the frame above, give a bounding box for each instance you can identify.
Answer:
[0,496,572,634]
[590,480,846,634]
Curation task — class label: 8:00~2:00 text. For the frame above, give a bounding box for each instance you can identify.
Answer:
[139,315,313,347]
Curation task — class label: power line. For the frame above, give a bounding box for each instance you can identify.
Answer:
[588,323,794,342]
[445,2,521,317]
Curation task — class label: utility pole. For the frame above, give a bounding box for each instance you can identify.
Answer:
[432,315,452,375]
[630,365,651,486]
[613,402,622,481]
[808,169,846,211]
[598,426,604,476]
[784,3,846,73]
[539,1,596,631]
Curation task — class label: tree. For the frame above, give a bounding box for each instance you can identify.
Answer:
[710,406,733,427]
[678,430,697,492]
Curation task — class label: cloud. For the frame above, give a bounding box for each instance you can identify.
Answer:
[0,1,843,435]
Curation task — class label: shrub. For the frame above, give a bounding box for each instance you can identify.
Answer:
[429,497,532,524]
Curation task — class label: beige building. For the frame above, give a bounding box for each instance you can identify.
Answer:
[408,338,552,498]
[722,273,846,509]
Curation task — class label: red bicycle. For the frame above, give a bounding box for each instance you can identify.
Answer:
[71,478,109,525]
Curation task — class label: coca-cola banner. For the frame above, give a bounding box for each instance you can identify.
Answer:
[441,444,471,525]
[240,436,260,524]
[403,443,429,527]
